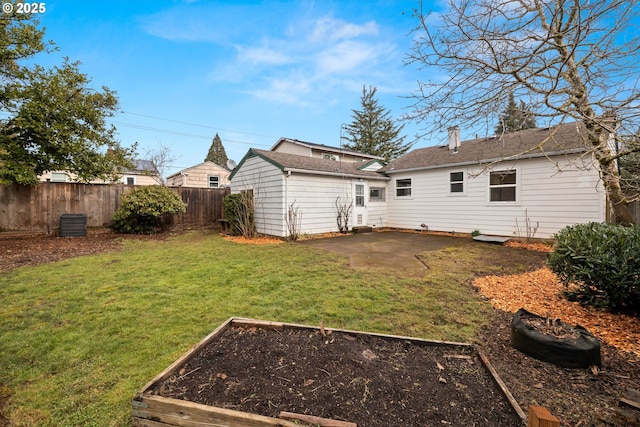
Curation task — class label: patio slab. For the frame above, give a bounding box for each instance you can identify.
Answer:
[298,230,473,271]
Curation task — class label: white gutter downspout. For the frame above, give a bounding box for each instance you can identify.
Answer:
[285,170,291,238]
[180,172,188,186]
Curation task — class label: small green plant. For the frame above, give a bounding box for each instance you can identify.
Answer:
[547,222,640,314]
[471,229,481,237]
[112,185,186,234]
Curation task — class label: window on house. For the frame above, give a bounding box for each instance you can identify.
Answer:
[355,184,365,207]
[125,176,135,185]
[208,175,220,188]
[323,153,339,161]
[396,178,412,197]
[50,172,67,182]
[450,172,464,193]
[369,187,385,201]
[489,170,516,202]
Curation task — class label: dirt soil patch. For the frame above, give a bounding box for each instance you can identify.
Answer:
[152,325,522,426]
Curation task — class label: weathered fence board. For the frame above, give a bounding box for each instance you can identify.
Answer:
[0,183,229,233]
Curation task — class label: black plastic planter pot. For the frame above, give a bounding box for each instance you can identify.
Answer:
[511,308,601,369]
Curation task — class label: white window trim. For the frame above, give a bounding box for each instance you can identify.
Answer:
[208,175,220,188]
[369,186,386,202]
[124,175,136,185]
[488,168,519,204]
[395,177,413,198]
[448,171,465,196]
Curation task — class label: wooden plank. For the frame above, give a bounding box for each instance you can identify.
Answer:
[135,394,302,427]
[620,397,640,411]
[229,318,474,349]
[527,406,559,427]
[624,388,640,403]
[478,351,526,422]
[279,411,357,427]
[136,318,234,394]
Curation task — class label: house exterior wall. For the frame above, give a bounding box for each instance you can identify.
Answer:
[38,171,161,185]
[285,173,355,236]
[231,156,286,237]
[230,155,389,237]
[272,140,378,164]
[120,174,162,186]
[166,162,230,188]
[385,154,606,239]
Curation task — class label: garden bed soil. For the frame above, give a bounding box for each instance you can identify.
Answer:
[139,319,523,427]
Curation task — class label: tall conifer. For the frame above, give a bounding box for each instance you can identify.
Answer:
[343,86,411,162]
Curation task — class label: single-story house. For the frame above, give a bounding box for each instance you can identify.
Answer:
[39,159,162,185]
[166,161,231,188]
[230,123,608,239]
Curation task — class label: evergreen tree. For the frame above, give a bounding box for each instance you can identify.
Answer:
[494,92,537,135]
[205,133,228,167]
[343,86,411,162]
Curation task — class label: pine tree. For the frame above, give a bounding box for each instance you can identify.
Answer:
[494,92,537,134]
[205,133,229,167]
[343,86,411,162]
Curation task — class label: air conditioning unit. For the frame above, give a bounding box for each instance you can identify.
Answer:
[59,214,87,237]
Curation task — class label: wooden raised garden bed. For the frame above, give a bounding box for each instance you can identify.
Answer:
[133,318,526,426]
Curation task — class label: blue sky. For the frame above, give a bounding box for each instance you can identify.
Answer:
[31,0,445,176]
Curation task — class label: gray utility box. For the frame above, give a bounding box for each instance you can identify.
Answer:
[59,214,87,237]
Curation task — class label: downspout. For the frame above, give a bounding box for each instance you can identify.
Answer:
[180,172,188,187]
[285,170,291,238]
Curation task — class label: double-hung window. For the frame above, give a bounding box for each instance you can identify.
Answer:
[450,172,464,193]
[396,178,412,197]
[489,170,516,202]
[208,175,220,188]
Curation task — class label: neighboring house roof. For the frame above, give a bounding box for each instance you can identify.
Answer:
[120,159,159,175]
[166,161,229,180]
[382,122,591,173]
[270,137,385,161]
[230,149,390,181]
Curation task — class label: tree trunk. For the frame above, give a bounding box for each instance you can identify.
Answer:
[590,126,635,226]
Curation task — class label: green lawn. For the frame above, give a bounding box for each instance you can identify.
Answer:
[0,231,541,426]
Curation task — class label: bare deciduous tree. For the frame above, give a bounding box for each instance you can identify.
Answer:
[144,142,177,185]
[406,0,640,225]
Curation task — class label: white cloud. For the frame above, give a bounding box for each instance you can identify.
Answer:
[308,16,379,43]
[143,4,407,108]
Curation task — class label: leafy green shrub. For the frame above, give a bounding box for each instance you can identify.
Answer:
[223,192,255,237]
[547,222,640,314]
[112,186,186,234]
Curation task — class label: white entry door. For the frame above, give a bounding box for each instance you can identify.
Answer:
[352,181,368,227]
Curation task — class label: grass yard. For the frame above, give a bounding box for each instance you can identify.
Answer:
[0,231,543,426]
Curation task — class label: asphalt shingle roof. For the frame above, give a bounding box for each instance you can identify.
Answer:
[250,149,388,180]
[381,122,591,173]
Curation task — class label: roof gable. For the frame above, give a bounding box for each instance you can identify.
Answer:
[382,122,591,173]
[270,137,384,161]
[229,148,389,180]
[167,161,229,179]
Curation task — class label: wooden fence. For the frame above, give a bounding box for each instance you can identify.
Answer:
[0,183,229,233]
